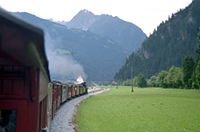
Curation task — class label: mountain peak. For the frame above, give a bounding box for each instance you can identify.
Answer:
[67,9,96,30]
[66,9,147,52]
[76,9,95,17]
[79,9,93,14]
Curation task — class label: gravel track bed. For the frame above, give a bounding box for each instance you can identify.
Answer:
[50,89,110,132]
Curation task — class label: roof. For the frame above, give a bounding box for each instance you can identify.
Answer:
[52,81,62,85]
[0,8,50,81]
[0,8,43,36]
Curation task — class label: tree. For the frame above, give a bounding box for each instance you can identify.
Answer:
[196,27,200,58]
[158,70,168,88]
[192,27,200,89]
[196,60,200,88]
[123,79,132,86]
[183,56,194,89]
[149,75,158,87]
[166,66,177,88]
[164,66,184,88]
[174,68,184,88]
[137,74,147,87]
[133,77,138,87]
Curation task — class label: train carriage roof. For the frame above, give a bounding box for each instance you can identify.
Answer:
[0,8,44,41]
[0,8,50,81]
[52,81,62,85]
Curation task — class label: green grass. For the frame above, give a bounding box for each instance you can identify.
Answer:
[75,86,200,132]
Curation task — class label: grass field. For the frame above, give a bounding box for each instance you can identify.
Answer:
[74,86,200,132]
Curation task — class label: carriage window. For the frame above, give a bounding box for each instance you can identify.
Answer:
[0,110,16,132]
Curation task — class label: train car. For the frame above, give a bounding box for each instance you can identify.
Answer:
[75,85,80,96]
[0,8,50,132]
[47,83,53,131]
[79,84,83,95]
[82,82,88,94]
[70,85,75,98]
[51,81,62,119]
[54,81,62,109]
[61,83,68,103]
[67,84,72,99]
[62,83,71,103]
[50,82,56,119]
[72,85,74,97]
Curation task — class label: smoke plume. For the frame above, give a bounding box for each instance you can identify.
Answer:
[44,32,87,82]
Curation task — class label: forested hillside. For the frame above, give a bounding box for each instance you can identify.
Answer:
[115,0,200,81]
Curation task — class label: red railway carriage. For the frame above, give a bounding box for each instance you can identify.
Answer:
[67,84,73,98]
[61,83,69,103]
[71,85,76,98]
[50,81,56,119]
[79,85,83,95]
[0,9,50,132]
[75,85,79,96]
[50,81,60,119]
[52,81,62,109]
[67,85,72,99]
[47,83,53,131]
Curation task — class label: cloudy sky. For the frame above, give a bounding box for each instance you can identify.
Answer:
[0,0,192,36]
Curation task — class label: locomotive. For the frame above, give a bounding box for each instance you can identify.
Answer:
[0,8,87,132]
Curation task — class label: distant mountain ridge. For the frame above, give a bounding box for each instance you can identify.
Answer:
[65,9,147,52]
[13,12,128,81]
[114,0,200,80]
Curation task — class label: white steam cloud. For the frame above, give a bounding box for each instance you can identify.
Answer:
[44,32,87,82]
[47,52,87,81]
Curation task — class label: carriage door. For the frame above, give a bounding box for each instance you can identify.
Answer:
[0,65,28,132]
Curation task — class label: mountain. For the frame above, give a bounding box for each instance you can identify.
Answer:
[66,9,147,52]
[66,9,97,30]
[114,0,200,80]
[13,12,128,81]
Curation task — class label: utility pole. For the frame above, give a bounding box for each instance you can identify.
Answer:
[131,67,134,92]
[94,68,97,83]
[102,70,105,84]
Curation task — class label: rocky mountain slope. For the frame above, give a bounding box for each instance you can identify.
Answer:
[66,9,147,52]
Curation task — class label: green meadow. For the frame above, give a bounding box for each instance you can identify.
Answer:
[75,86,200,132]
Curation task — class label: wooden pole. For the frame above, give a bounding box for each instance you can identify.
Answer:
[131,67,134,92]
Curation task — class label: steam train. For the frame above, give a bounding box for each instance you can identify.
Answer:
[0,9,87,132]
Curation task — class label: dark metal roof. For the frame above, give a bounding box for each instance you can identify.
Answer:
[0,8,43,36]
[0,8,50,81]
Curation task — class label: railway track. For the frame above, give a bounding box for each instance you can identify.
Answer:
[50,88,110,132]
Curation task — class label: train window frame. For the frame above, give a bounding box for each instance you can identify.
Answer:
[0,100,28,131]
[0,109,16,132]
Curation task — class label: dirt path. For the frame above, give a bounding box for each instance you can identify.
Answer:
[50,88,110,132]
